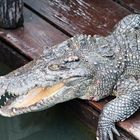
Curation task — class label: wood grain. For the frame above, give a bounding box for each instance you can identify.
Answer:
[24,0,130,36]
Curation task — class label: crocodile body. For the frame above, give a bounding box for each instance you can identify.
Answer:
[0,14,140,140]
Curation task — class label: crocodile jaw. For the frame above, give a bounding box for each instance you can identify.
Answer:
[0,77,87,117]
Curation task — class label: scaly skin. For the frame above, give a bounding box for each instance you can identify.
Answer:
[0,14,140,140]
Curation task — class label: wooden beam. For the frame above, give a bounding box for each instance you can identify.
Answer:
[0,0,24,29]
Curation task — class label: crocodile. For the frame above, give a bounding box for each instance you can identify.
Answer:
[0,14,140,140]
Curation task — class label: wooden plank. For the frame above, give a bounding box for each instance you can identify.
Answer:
[0,8,68,59]
[24,0,130,36]
[114,0,140,13]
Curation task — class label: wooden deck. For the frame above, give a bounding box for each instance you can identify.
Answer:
[0,0,140,139]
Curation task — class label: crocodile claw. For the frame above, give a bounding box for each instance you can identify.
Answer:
[97,119,120,140]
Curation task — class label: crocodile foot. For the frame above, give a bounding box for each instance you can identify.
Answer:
[97,118,120,140]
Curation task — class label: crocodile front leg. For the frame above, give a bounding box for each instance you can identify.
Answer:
[97,76,140,140]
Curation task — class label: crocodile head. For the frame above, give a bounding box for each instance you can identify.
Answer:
[0,36,96,117]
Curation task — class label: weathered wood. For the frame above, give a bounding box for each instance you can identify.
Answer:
[114,0,140,13]
[0,8,68,59]
[0,0,24,29]
[24,0,130,36]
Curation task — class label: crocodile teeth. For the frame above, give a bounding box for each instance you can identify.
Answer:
[13,108,16,113]
[0,92,17,108]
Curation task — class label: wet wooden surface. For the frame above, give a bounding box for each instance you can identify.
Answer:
[0,0,140,139]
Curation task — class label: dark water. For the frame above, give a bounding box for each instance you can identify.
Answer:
[0,62,12,75]
[0,62,96,140]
